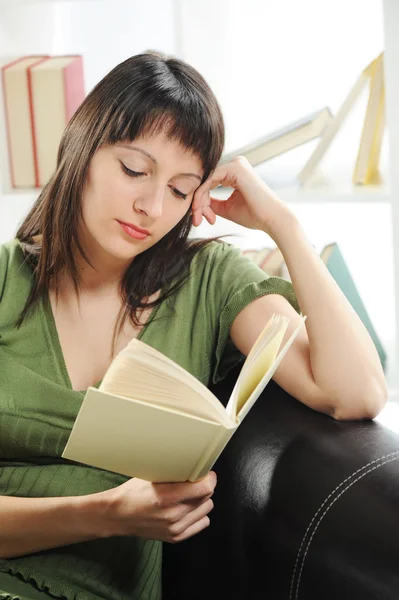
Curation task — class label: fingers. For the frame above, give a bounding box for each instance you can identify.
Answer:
[169,515,211,543]
[157,471,217,505]
[192,189,214,226]
[167,498,214,543]
[192,164,231,226]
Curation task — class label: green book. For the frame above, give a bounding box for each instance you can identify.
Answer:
[279,241,387,371]
[320,242,387,372]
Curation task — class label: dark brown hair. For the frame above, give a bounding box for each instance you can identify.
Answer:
[16,50,227,354]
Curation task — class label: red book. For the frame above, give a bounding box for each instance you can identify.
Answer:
[1,55,48,188]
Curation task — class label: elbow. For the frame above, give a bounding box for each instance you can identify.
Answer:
[331,379,389,421]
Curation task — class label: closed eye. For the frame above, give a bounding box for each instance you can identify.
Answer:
[120,163,145,178]
[121,162,188,200]
[171,187,188,200]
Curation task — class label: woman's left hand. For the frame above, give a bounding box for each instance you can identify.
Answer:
[191,156,295,239]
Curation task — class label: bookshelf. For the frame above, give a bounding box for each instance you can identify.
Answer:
[0,0,398,399]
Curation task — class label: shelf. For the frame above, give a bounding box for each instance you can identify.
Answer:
[277,183,391,204]
[211,180,391,204]
[1,189,41,202]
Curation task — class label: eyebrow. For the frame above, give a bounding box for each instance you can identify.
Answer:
[118,144,203,182]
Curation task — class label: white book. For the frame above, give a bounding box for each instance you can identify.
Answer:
[62,312,307,483]
[220,107,333,167]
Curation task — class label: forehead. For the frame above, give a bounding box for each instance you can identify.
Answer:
[135,129,199,153]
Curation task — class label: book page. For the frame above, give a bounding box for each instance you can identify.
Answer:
[225,314,289,417]
[237,315,307,422]
[99,339,232,426]
[226,314,307,420]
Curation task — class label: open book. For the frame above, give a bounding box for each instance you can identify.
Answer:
[62,312,307,482]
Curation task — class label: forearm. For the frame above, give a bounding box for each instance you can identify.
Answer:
[267,212,387,417]
[0,492,108,559]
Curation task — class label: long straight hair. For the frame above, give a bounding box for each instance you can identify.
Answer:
[16,51,227,354]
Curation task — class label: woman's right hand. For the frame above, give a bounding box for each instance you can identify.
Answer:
[97,471,217,543]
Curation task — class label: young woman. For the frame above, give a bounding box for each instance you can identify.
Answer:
[0,50,387,600]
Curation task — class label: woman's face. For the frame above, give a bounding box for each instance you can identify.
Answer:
[80,131,204,266]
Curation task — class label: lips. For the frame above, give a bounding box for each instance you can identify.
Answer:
[117,220,150,235]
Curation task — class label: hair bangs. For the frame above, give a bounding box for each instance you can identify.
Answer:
[104,84,220,182]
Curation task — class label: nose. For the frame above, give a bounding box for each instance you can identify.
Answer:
[134,184,164,219]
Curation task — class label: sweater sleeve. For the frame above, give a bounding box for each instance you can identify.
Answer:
[208,241,301,385]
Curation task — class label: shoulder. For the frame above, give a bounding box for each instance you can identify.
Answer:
[189,239,244,272]
[0,238,31,302]
[0,237,24,260]
[0,238,27,273]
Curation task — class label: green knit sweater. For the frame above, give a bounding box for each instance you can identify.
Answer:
[0,238,299,600]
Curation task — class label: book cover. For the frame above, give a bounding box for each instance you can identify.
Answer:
[320,242,387,371]
[262,242,386,371]
[29,55,85,187]
[364,78,385,184]
[1,55,48,188]
[220,107,333,167]
[353,54,385,185]
[62,312,307,482]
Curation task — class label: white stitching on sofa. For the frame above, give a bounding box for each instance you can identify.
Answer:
[289,451,399,600]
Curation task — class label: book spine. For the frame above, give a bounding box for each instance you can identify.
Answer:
[63,55,85,122]
[1,63,16,189]
[365,80,385,183]
[26,56,49,187]
[352,56,383,185]
[189,426,236,482]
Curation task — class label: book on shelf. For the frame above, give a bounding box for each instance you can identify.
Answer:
[297,52,385,186]
[242,247,273,267]
[219,107,333,167]
[0,56,18,193]
[62,312,307,483]
[352,54,385,185]
[1,55,48,188]
[29,55,85,186]
[259,247,285,275]
[243,247,287,277]
[0,54,85,189]
[279,242,387,371]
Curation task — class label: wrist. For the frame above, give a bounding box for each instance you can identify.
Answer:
[262,206,302,245]
[75,490,120,539]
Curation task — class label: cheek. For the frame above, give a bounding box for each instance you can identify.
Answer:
[164,203,191,233]
[84,176,127,220]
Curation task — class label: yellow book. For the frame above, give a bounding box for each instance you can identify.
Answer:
[353,53,385,185]
[298,53,382,185]
[365,80,385,184]
[62,312,307,483]
[361,73,385,185]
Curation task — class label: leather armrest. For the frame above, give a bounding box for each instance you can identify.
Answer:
[162,366,399,600]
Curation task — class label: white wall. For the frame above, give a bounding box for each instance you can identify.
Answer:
[0,0,177,93]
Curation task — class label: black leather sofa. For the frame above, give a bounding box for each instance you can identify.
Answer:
[162,364,399,600]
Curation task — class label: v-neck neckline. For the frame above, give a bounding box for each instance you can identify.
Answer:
[42,292,163,395]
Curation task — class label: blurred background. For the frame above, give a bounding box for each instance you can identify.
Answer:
[0,0,398,425]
